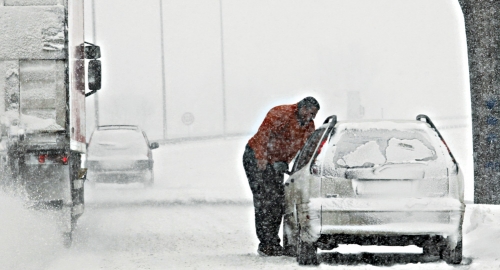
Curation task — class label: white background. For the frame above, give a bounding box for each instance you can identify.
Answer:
[83,0,473,199]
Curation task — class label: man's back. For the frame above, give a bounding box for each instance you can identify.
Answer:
[248,103,315,164]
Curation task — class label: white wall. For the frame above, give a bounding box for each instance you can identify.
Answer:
[162,0,224,139]
[85,0,164,140]
[222,0,470,132]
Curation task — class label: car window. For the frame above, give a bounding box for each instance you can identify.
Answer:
[88,129,149,157]
[333,129,437,168]
[292,128,326,173]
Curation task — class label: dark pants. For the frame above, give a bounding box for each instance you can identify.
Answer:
[242,144,284,249]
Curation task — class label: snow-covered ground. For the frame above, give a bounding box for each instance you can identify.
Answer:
[2,133,498,269]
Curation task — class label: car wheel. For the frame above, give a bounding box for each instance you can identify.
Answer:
[296,226,318,265]
[422,236,441,257]
[283,213,298,257]
[441,237,462,264]
[144,169,154,188]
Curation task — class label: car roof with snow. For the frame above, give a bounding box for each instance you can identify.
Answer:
[320,119,432,131]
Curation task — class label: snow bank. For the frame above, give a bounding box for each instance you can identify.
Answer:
[463,204,500,269]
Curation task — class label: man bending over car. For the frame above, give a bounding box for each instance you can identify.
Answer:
[242,96,319,256]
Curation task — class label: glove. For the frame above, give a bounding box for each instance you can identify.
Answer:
[273,161,289,174]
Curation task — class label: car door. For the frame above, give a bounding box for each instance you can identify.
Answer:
[285,128,327,214]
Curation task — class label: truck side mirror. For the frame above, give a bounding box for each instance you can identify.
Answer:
[85,45,101,59]
[88,60,101,91]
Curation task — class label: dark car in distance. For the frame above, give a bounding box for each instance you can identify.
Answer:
[86,125,159,187]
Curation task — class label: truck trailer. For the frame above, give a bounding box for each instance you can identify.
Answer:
[0,0,101,247]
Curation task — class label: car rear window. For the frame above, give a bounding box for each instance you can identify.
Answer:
[333,129,437,168]
[88,129,148,157]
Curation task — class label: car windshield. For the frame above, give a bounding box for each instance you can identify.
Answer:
[333,129,437,168]
[88,129,148,157]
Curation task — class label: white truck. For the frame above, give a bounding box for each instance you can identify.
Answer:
[0,0,101,247]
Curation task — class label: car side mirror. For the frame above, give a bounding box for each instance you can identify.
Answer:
[88,60,101,91]
[150,142,159,149]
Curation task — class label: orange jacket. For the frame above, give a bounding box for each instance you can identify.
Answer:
[248,104,315,164]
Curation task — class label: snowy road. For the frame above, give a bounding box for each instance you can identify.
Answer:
[1,191,498,270]
[3,134,499,269]
[2,186,500,269]
[51,202,451,269]
[65,202,476,270]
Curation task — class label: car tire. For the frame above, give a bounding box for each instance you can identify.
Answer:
[441,238,462,264]
[422,236,441,257]
[283,213,298,257]
[296,226,319,265]
[144,169,154,188]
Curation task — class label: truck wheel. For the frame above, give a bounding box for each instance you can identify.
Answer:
[441,239,462,264]
[296,227,318,265]
[63,232,72,248]
[60,214,75,249]
[60,207,76,248]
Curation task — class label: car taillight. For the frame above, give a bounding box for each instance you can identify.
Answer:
[441,139,456,163]
[34,154,69,165]
[317,138,327,155]
[38,154,47,164]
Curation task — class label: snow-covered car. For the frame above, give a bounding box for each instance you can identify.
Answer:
[86,125,159,187]
[283,115,465,265]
